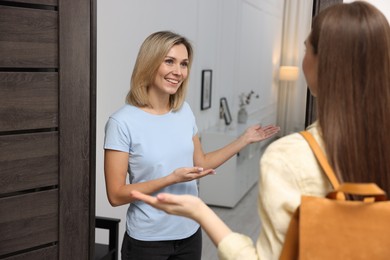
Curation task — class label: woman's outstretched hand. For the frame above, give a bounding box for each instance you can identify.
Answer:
[242,124,280,144]
[169,167,215,183]
[131,191,204,221]
[131,191,234,246]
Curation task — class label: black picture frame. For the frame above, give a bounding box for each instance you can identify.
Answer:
[220,97,232,125]
[201,70,212,110]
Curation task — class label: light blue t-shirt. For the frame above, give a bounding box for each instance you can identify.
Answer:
[104,102,200,241]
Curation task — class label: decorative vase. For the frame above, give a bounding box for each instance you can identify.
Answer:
[237,106,248,124]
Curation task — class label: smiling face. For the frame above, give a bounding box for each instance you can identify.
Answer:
[152,44,189,96]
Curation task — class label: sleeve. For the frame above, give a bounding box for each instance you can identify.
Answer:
[104,117,131,153]
[218,233,259,260]
[193,119,198,136]
[214,134,312,260]
[256,138,304,259]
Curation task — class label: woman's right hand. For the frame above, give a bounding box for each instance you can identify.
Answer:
[131,191,205,220]
[169,167,215,183]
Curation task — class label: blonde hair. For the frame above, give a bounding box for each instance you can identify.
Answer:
[126,31,193,111]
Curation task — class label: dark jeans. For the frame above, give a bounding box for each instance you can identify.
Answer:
[121,228,202,260]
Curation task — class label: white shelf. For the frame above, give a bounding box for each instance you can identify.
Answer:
[199,122,260,208]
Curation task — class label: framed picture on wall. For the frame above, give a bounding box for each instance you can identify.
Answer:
[201,70,212,110]
[220,97,232,125]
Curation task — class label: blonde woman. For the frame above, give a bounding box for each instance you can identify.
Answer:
[104,31,279,260]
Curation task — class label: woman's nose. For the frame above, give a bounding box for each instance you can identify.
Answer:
[172,64,182,75]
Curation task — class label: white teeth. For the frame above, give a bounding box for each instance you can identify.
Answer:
[166,79,179,84]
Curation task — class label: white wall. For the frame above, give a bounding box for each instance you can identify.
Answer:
[95,0,304,257]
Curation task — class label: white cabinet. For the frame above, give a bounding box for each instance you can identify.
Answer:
[199,123,261,208]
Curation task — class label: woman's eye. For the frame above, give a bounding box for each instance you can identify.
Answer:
[165,59,174,65]
[181,62,188,68]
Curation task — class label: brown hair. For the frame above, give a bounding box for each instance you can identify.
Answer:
[126,31,193,111]
[311,2,390,193]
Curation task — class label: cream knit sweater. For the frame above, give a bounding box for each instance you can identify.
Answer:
[217,123,333,260]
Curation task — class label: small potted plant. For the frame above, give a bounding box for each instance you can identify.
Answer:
[238,90,259,124]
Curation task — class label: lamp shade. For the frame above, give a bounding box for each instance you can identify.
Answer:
[279,66,299,81]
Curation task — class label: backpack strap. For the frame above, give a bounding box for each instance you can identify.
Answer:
[300,131,340,189]
[328,183,387,201]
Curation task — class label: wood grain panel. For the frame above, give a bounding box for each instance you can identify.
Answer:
[3,245,57,260]
[0,190,58,256]
[4,0,58,6]
[0,0,95,258]
[59,0,93,258]
[0,6,58,68]
[0,132,58,194]
[0,72,58,132]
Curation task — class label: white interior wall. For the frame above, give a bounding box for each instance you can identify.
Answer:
[238,1,283,121]
[95,0,299,255]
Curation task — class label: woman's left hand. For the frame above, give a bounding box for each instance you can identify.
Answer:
[242,124,280,144]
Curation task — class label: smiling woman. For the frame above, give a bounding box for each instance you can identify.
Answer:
[104,31,207,260]
[126,31,193,113]
[146,43,190,110]
[102,31,279,260]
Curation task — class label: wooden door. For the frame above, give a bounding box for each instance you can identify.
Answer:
[0,0,96,259]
